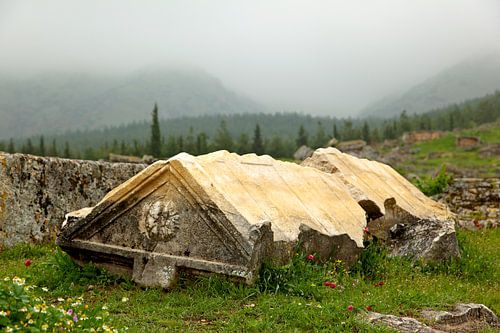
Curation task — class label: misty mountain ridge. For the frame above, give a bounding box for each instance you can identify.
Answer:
[0,68,266,139]
[360,54,500,117]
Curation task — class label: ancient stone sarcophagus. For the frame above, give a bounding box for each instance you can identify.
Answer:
[302,148,459,261]
[57,151,367,288]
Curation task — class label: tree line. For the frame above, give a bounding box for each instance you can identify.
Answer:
[1,91,499,160]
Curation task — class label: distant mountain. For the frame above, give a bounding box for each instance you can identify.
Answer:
[0,68,266,139]
[360,54,500,117]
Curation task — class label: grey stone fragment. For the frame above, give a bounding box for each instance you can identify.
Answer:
[366,312,443,333]
[336,139,366,152]
[370,199,460,262]
[422,303,500,329]
[366,304,499,333]
[293,145,314,161]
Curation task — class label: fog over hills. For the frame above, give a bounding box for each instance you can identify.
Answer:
[2,54,500,140]
[0,68,266,139]
[360,54,500,117]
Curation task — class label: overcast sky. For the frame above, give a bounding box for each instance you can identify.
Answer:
[0,0,499,115]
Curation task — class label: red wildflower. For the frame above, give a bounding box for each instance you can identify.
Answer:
[323,281,331,287]
[306,254,315,261]
[366,306,373,311]
[347,305,354,312]
[329,282,337,289]
[24,259,32,267]
[363,226,369,233]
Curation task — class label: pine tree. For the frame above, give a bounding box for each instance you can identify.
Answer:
[252,124,264,155]
[448,113,454,131]
[214,120,233,151]
[150,103,162,157]
[196,132,209,155]
[185,127,196,154]
[392,120,398,137]
[49,139,58,156]
[268,135,286,158]
[383,122,395,140]
[333,122,340,140]
[177,135,184,152]
[296,125,308,147]
[165,135,178,157]
[63,141,71,158]
[39,136,45,156]
[83,147,97,160]
[25,139,34,154]
[342,120,354,140]
[132,139,141,156]
[313,121,327,148]
[120,141,127,155]
[111,139,119,153]
[7,139,15,153]
[237,133,251,155]
[362,121,370,143]
[399,110,411,133]
[371,127,381,143]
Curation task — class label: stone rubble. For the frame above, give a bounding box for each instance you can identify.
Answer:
[366,303,499,333]
[421,303,499,332]
[293,145,314,161]
[437,178,499,229]
[366,312,442,333]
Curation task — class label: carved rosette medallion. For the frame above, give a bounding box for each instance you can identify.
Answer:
[139,199,180,241]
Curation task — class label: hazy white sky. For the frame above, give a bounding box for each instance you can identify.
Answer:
[0,0,499,115]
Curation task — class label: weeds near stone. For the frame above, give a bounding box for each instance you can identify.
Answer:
[415,165,453,196]
[0,228,498,332]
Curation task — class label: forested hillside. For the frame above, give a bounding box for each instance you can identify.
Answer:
[0,68,265,139]
[2,91,499,160]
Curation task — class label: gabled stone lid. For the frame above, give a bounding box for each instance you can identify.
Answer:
[62,150,367,248]
[302,148,453,221]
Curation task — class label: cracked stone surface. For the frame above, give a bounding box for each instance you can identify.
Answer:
[0,152,145,248]
[366,312,443,333]
[421,303,499,333]
[366,303,498,333]
[302,147,460,262]
[58,150,367,288]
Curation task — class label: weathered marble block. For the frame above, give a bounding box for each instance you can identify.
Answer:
[302,148,460,262]
[58,151,367,288]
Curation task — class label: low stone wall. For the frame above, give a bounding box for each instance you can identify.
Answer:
[0,153,145,248]
[440,178,499,229]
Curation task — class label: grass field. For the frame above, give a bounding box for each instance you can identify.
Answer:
[395,124,500,177]
[1,229,499,332]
